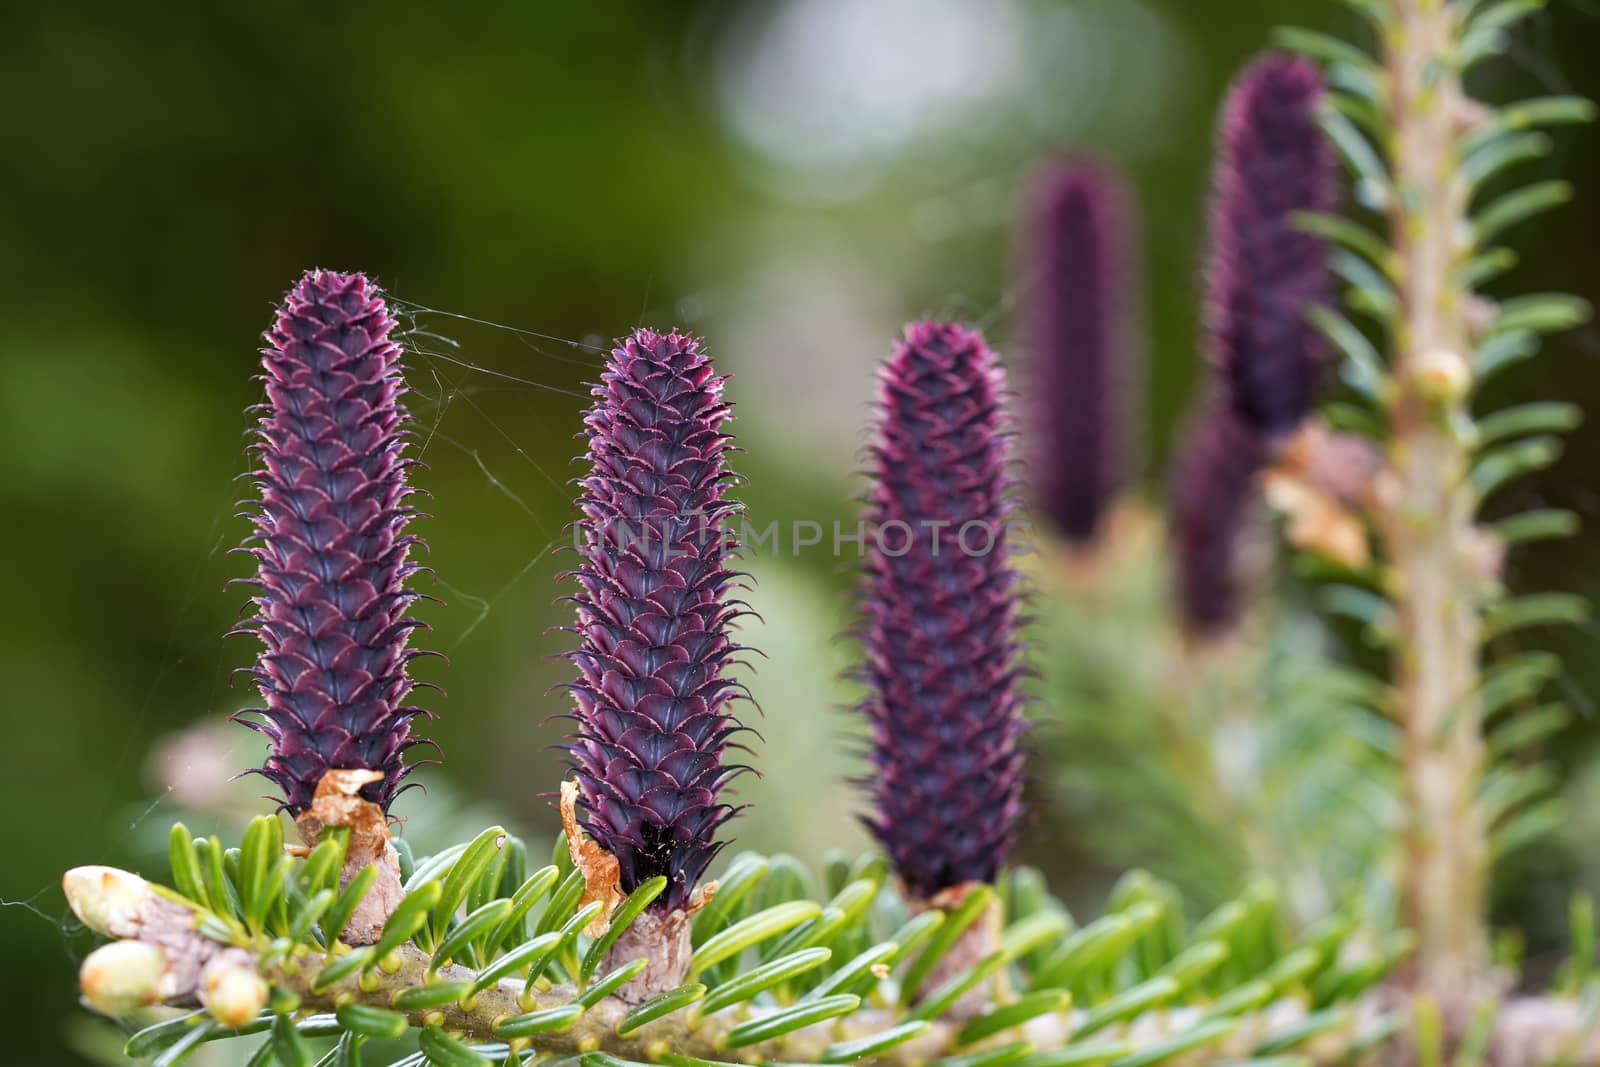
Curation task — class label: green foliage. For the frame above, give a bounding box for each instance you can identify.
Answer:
[1025,524,1395,924]
[1272,0,1593,909]
[46,9,1600,1067]
[109,819,1395,1066]
[1021,0,1592,960]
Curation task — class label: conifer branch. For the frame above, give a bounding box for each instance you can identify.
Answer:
[1380,0,1494,997]
[74,888,1600,1067]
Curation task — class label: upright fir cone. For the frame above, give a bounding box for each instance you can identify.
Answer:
[1169,392,1269,639]
[857,321,1027,901]
[1205,53,1337,440]
[234,270,433,818]
[565,329,745,917]
[1025,158,1140,544]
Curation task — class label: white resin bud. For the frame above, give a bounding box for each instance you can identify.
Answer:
[80,941,165,1015]
[202,959,269,1027]
[63,866,152,938]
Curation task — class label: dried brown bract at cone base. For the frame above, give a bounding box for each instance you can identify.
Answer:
[291,768,405,944]
[561,777,624,938]
[1263,420,1383,569]
[560,778,717,1002]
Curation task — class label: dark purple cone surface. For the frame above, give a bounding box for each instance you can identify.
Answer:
[1025,158,1140,543]
[1205,53,1336,439]
[1170,393,1268,637]
[566,329,745,912]
[235,270,432,815]
[857,321,1027,899]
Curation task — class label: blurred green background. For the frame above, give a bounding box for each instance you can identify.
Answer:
[4,2,1598,1062]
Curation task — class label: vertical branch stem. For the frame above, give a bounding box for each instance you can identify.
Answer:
[1381,0,1490,995]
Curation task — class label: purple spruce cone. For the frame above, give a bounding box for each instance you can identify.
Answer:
[234,270,434,816]
[1205,53,1336,439]
[856,321,1027,899]
[1170,393,1268,637]
[565,328,746,913]
[1025,158,1140,543]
